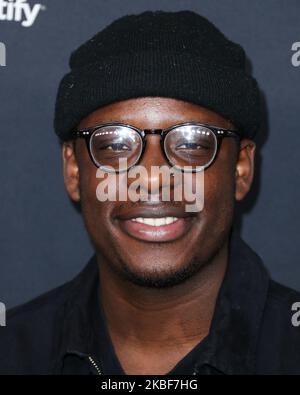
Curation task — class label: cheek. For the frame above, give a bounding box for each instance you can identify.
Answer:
[77,159,114,250]
[205,172,235,216]
[76,141,109,228]
[202,152,237,232]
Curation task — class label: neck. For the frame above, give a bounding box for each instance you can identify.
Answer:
[97,239,229,350]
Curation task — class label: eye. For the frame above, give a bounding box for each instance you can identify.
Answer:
[102,143,130,151]
[176,142,207,150]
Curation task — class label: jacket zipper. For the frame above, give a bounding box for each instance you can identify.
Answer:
[88,355,198,375]
[88,355,103,375]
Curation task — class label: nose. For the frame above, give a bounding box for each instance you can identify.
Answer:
[129,134,175,197]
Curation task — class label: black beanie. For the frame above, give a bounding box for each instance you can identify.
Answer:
[54,10,261,141]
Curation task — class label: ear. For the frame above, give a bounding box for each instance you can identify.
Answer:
[62,141,80,202]
[235,139,256,201]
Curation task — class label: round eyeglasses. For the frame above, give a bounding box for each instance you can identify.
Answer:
[73,122,240,173]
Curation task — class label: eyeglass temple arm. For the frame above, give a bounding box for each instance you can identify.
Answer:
[214,129,241,140]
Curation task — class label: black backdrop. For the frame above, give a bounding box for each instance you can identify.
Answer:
[1,0,300,308]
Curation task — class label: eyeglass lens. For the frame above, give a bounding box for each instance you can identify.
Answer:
[89,124,217,171]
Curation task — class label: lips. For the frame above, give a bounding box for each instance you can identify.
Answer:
[114,204,197,242]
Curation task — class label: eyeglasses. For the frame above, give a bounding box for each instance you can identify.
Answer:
[73,122,240,173]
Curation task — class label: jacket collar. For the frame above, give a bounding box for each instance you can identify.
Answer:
[193,227,270,375]
[52,226,270,375]
[51,255,99,373]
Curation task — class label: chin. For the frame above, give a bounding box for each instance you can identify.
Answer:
[111,250,204,289]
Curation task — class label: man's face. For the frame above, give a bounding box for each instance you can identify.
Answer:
[63,97,255,288]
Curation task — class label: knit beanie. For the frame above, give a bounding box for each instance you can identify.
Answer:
[54,10,261,141]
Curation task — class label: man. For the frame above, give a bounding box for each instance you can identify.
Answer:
[1,10,300,375]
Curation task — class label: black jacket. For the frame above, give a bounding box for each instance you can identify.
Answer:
[1,228,300,375]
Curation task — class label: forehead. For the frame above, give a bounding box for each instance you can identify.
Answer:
[77,97,234,130]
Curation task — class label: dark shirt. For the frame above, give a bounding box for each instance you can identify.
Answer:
[1,226,300,375]
[90,281,209,375]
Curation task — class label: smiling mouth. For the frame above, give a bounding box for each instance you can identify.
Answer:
[131,216,178,226]
[117,215,196,242]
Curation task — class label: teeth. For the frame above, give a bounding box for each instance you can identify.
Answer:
[131,217,178,226]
